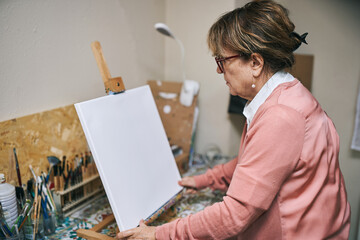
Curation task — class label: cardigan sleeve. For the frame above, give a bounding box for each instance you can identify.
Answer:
[156,105,305,239]
[193,157,238,191]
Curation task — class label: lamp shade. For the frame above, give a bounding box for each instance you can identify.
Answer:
[154,23,175,38]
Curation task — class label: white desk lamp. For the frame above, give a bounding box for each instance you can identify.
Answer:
[154,23,186,81]
[154,23,199,107]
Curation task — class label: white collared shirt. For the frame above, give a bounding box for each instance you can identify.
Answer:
[243,71,295,129]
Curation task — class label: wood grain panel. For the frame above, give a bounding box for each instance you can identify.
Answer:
[0,105,89,185]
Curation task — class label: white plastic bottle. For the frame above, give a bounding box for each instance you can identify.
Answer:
[0,173,18,227]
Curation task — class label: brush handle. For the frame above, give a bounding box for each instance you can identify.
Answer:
[13,148,22,186]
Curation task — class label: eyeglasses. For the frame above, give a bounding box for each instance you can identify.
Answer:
[215,54,241,73]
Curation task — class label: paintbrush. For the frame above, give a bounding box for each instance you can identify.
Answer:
[60,156,66,191]
[34,176,43,239]
[18,205,33,231]
[13,148,22,186]
[32,181,38,240]
[46,156,60,183]
[53,164,58,191]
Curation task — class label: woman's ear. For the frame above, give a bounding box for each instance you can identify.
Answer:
[250,53,264,78]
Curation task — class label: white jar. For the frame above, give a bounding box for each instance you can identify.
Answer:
[0,173,19,228]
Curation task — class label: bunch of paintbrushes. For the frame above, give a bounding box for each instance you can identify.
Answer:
[53,152,96,192]
[48,152,101,215]
[28,165,57,239]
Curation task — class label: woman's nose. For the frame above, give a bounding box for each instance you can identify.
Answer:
[216,66,223,74]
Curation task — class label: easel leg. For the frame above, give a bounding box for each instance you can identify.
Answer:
[76,214,116,239]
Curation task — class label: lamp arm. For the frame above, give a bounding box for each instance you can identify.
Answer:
[174,37,186,81]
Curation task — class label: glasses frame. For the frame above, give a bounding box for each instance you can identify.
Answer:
[215,54,241,73]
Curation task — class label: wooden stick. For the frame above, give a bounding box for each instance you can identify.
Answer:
[32,182,38,240]
[76,214,116,239]
[91,41,112,86]
[91,214,115,232]
[34,183,42,238]
[46,184,56,211]
[90,41,125,94]
[76,229,115,240]
[34,196,41,235]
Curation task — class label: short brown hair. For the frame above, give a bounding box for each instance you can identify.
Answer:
[208,0,303,73]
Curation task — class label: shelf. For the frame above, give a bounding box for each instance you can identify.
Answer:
[56,174,100,195]
[62,188,104,212]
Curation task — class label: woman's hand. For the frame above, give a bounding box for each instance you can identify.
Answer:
[117,220,156,240]
[178,176,197,194]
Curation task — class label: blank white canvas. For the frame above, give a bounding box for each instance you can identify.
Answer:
[74,85,183,231]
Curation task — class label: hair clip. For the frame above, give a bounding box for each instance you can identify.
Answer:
[290,32,308,51]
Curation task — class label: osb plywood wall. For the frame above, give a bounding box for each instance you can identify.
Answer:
[147,80,196,173]
[0,105,89,186]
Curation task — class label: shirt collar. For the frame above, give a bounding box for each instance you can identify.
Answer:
[243,71,294,129]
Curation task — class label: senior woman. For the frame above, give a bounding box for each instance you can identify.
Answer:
[117,0,351,239]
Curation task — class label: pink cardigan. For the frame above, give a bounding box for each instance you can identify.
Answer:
[156,80,350,239]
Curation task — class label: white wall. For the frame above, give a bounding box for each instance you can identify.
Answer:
[0,0,165,121]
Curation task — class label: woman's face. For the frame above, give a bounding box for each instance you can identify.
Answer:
[217,49,256,101]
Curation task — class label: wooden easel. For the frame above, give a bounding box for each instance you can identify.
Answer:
[77,214,117,240]
[76,41,123,239]
[90,41,125,94]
